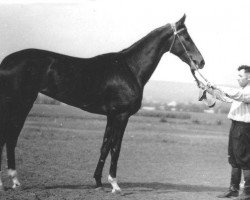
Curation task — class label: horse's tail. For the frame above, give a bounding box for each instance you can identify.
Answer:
[0,70,5,91]
[0,68,10,92]
[0,53,18,95]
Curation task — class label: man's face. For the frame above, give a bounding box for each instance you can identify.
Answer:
[237,69,250,87]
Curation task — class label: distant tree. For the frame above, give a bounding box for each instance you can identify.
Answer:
[35,94,60,105]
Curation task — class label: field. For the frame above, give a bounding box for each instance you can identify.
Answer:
[0,104,234,200]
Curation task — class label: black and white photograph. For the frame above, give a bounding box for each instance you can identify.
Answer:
[0,0,250,199]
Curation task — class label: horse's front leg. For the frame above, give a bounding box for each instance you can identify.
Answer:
[6,143,21,189]
[108,113,129,193]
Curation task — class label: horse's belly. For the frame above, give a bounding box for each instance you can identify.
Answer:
[40,88,107,114]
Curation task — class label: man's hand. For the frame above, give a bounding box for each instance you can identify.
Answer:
[206,82,217,89]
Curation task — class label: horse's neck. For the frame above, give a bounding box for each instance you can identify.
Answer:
[125,27,172,87]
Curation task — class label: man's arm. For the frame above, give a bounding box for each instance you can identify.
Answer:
[214,86,250,103]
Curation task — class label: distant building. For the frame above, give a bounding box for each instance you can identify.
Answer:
[204,109,215,114]
[167,101,177,107]
[142,106,156,111]
[167,101,177,111]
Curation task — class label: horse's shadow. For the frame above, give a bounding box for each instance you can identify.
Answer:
[35,182,226,194]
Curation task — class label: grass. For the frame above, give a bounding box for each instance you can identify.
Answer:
[0,104,232,200]
[30,104,229,125]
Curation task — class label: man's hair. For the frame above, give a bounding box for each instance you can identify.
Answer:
[238,65,250,73]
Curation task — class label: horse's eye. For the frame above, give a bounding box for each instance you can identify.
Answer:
[184,36,192,43]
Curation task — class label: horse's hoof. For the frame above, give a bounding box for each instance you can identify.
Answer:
[12,183,21,189]
[111,188,122,194]
[95,186,104,191]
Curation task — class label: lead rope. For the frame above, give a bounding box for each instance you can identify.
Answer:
[169,24,229,106]
[170,23,211,89]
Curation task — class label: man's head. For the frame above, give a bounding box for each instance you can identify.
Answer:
[237,65,250,87]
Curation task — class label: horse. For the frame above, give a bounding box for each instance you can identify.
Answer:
[0,14,204,193]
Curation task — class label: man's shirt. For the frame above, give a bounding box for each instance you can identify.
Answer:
[222,84,250,122]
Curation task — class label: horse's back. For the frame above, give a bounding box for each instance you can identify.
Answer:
[0,48,142,114]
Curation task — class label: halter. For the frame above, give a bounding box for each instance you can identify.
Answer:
[169,24,186,53]
[169,23,210,89]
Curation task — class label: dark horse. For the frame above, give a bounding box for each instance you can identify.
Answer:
[0,14,204,192]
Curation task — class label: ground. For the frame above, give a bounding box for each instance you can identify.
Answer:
[0,104,234,200]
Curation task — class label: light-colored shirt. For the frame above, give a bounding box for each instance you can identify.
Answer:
[220,84,250,122]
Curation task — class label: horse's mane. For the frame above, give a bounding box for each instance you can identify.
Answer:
[120,24,170,54]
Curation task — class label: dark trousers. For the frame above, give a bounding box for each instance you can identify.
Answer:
[228,120,250,170]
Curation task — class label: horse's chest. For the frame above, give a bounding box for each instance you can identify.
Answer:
[105,85,142,114]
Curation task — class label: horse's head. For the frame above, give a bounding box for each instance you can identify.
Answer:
[169,14,205,70]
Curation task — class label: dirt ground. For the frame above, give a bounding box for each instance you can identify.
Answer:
[0,104,236,200]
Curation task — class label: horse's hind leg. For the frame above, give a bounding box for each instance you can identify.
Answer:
[0,139,6,191]
[94,115,115,188]
[6,98,36,189]
[0,99,9,190]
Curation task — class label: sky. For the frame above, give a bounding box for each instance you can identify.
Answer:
[0,0,249,86]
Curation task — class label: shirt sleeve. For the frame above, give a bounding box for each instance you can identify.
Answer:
[218,86,250,103]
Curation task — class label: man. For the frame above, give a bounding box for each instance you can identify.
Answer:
[212,65,250,200]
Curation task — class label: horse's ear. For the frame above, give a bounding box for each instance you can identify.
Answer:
[176,14,186,27]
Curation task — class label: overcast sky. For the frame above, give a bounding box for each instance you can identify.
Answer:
[0,0,249,86]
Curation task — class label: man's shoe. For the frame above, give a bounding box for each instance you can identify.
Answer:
[236,170,250,200]
[217,186,239,198]
[235,187,250,200]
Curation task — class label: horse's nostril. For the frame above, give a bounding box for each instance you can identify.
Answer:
[200,60,205,68]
